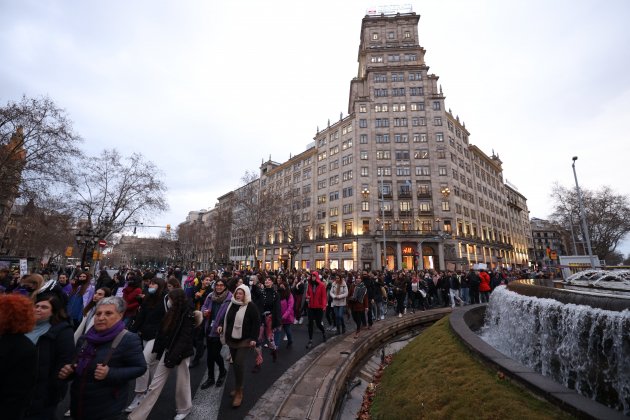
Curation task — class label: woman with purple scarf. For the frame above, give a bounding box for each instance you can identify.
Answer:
[58,296,146,420]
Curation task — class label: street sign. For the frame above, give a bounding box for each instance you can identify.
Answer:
[98,239,107,248]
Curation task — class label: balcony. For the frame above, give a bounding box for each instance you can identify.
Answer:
[398,210,413,218]
[417,192,432,199]
[418,208,433,216]
[382,210,393,217]
[398,191,412,199]
[380,192,393,199]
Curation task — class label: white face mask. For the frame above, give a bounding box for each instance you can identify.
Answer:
[167,299,172,309]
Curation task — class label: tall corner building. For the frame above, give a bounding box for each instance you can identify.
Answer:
[247,8,532,272]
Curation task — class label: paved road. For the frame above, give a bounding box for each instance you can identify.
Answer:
[56,302,423,419]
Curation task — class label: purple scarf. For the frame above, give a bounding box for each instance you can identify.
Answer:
[75,320,125,375]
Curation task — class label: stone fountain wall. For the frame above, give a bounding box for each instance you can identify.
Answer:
[480,286,630,415]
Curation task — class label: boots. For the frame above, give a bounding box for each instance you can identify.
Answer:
[215,371,226,387]
[322,331,327,342]
[200,376,215,390]
[232,387,243,408]
[272,348,278,362]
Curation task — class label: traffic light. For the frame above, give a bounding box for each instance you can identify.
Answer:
[166,224,171,234]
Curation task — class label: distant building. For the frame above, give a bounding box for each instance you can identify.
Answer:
[107,235,176,269]
[530,217,569,267]
[184,9,533,272]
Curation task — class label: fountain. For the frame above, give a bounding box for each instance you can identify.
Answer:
[480,284,630,415]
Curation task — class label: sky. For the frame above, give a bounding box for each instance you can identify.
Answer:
[1,0,630,256]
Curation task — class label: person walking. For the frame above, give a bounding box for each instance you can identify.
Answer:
[217,284,260,408]
[58,296,146,420]
[467,269,481,304]
[66,272,95,330]
[74,287,112,343]
[305,271,327,349]
[347,276,369,339]
[24,294,75,419]
[199,278,231,390]
[479,270,491,303]
[329,274,348,335]
[128,288,196,420]
[0,294,38,420]
[278,278,295,347]
[125,278,168,413]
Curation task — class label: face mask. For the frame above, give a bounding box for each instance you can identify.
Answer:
[167,300,172,309]
[148,287,157,294]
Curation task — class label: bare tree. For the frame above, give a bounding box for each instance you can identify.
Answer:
[549,184,630,262]
[273,186,305,269]
[0,96,83,237]
[231,171,276,268]
[71,149,168,246]
[0,95,83,200]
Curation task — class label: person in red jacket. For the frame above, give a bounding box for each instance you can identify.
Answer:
[305,271,327,349]
[122,275,143,326]
[479,270,491,303]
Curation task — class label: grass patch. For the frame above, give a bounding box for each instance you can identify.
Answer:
[370,316,572,420]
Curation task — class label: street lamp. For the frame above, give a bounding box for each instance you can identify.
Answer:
[75,228,99,270]
[571,157,596,268]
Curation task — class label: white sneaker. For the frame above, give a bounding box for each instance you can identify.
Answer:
[404,308,407,314]
[293,319,299,325]
[64,409,71,417]
[398,313,402,318]
[125,393,145,413]
[380,315,385,320]
[283,335,288,341]
[174,414,188,420]
[298,318,303,325]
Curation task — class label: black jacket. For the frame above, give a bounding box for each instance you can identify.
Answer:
[0,334,37,419]
[69,331,146,420]
[129,293,167,342]
[152,309,195,367]
[26,321,75,417]
[252,286,281,328]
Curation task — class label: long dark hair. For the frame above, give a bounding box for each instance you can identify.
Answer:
[82,287,112,316]
[35,293,68,325]
[143,278,166,308]
[161,288,188,334]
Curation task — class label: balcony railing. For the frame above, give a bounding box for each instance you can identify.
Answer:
[417,192,432,199]
[418,209,433,216]
[398,210,413,218]
[398,191,412,198]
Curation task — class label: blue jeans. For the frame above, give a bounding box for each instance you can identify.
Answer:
[281,324,293,343]
[460,287,470,304]
[333,305,346,332]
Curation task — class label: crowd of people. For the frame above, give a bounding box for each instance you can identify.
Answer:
[0,264,522,419]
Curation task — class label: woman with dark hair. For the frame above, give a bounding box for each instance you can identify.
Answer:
[58,296,146,420]
[189,275,213,368]
[66,272,95,329]
[24,293,75,419]
[199,278,231,389]
[278,278,295,347]
[125,278,168,412]
[122,274,143,326]
[0,294,37,419]
[128,288,195,420]
[73,287,112,343]
[251,275,281,371]
[217,284,260,408]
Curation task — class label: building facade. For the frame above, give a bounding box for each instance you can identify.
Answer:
[243,10,532,272]
[530,217,569,268]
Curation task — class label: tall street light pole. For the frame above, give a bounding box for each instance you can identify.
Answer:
[571,157,596,268]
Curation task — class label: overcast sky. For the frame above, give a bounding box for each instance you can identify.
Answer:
[2,0,629,256]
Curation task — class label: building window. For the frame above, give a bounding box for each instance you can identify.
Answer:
[329,175,339,185]
[342,170,353,181]
[344,221,353,235]
[317,194,326,204]
[432,101,441,110]
[359,119,367,128]
[373,73,387,82]
[372,33,379,40]
[376,150,391,160]
[375,118,389,128]
[342,204,353,214]
[329,191,339,201]
[418,201,432,212]
[388,54,400,62]
[329,160,339,170]
[359,104,367,112]
[342,139,353,150]
[394,134,408,143]
[395,150,410,160]
[416,166,430,176]
[342,155,353,166]
[377,166,392,176]
[329,244,339,252]
[376,134,390,143]
[442,201,450,211]
[391,72,404,82]
[329,207,338,217]
[360,134,368,144]
[396,167,410,176]
[409,72,421,81]
[316,244,325,253]
[374,88,388,97]
[414,149,429,159]
[330,224,338,238]
[410,87,423,96]
[360,151,368,160]
[342,187,353,198]
[362,201,369,211]
[317,180,326,189]
[434,117,442,126]
[436,133,444,142]
[438,166,447,176]
[410,102,424,111]
[343,243,353,251]
[404,53,417,61]
[391,88,405,96]
[413,133,427,143]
